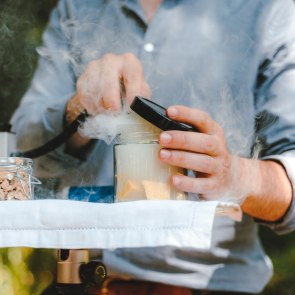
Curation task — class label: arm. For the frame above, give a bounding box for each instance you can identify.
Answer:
[11,0,150,171]
[241,159,292,221]
[10,0,78,177]
[158,0,295,226]
[158,106,292,222]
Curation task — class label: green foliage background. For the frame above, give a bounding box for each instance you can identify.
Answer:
[1,1,57,294]
[0,1,295,294]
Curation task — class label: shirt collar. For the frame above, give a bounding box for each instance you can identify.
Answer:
[120,0,146,24]
[120,0,180,24]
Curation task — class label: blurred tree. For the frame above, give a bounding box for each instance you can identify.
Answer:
[0,0,57,123]
[0,248,55,295]
[0,1,57,294]
[260,227,295,295]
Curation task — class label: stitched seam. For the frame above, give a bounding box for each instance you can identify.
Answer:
[0,226,193,231]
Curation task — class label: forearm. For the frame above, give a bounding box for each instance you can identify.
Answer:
[240,158,293,222]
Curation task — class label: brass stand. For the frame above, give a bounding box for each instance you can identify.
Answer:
[56,249,107,295]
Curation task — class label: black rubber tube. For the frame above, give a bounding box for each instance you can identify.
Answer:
[13,111,88,159]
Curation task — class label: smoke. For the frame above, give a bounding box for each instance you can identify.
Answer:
[35,12,137,77]
[33,177,59,200]
[78,110,127,145]
[79,107,156,145]
[12,2,288,204]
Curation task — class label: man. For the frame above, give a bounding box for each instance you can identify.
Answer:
[12,0,295,294]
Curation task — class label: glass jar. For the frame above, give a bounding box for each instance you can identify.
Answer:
[114,113,187,202]
[0,157,38,200]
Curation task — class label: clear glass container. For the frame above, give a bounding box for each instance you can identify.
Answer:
[0,157,38,200]
[114,114,187,202]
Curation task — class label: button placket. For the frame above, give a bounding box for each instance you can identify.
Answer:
[143,42,155,53]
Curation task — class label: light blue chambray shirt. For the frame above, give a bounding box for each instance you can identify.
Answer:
[11,0,295,293]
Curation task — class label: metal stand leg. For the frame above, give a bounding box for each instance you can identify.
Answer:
[56,249,107,295]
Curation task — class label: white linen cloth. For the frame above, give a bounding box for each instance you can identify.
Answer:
[0,200,240,249]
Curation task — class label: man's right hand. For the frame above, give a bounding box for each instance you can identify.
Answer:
[66,52,151,123]
[65,53,151,153]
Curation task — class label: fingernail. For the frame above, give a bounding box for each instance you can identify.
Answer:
[167,107,178,117]
[173,176,181,185]
[160,149,171,159]
[160,133,172,144]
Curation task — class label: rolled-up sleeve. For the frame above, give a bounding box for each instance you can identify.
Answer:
[254,0,295,234]
[11,0,96,177]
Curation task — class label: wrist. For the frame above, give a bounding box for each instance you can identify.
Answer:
[227,156,260,204]
[64,94,92,154]
[241,159,292,221]
[239,157,262,200]
[65,94,85,125]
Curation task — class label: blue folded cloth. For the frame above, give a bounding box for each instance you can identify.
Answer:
[68,186,114,203]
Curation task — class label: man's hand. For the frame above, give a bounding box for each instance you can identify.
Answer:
[158,105,292,221]
[158,105,236,200]
[65,53,151,153]
[66,53,151,123]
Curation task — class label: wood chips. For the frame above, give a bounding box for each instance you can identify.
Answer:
[0,171,31,200]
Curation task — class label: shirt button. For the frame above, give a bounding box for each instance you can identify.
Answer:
[143,43,155,53]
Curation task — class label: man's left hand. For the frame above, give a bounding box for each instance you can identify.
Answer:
[158,105,239,200]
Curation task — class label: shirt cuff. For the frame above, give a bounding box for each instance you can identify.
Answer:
[258,152,295,234]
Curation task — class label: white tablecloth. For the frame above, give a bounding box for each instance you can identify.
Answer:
[0,200,241,249]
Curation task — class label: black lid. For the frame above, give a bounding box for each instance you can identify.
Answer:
[0,123,12,132]
[130,96,198,132]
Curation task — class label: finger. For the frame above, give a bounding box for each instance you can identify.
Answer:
[77,57,122,114]
[76,68,101,115]
[99,55,123,112]
[121,53,148,105]
[167,105,222,135]
[159,131,220,156]
[171,174,216,195]
[159,149,217,174]
[141,80,152,99]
